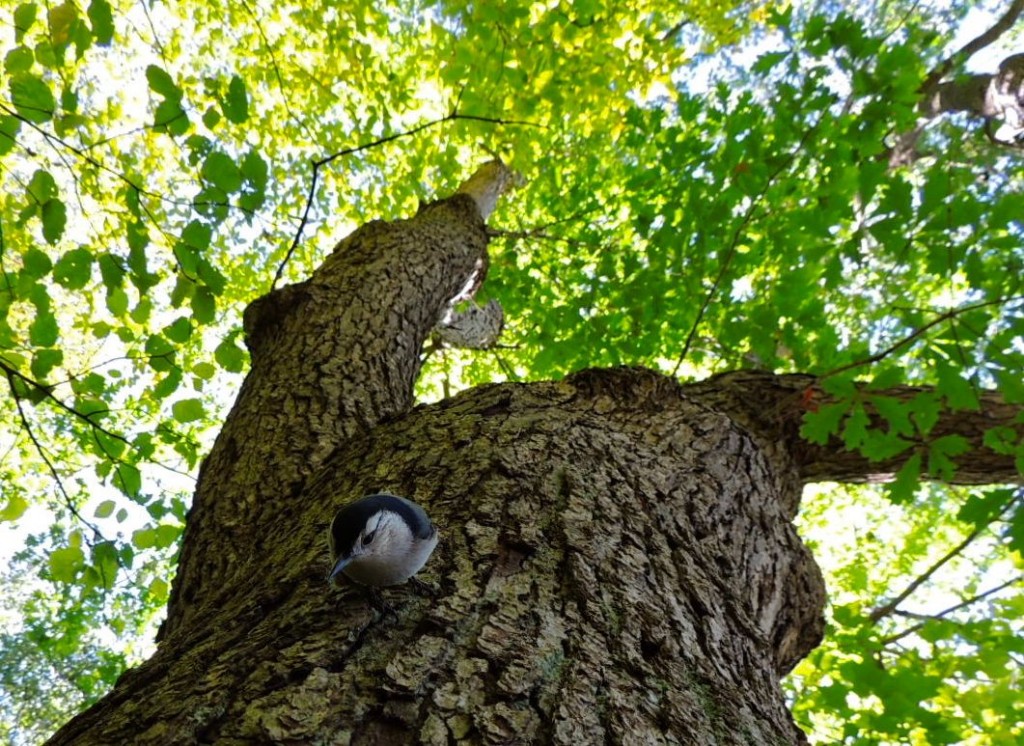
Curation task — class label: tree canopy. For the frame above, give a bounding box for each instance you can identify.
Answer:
[0,0,1021,743]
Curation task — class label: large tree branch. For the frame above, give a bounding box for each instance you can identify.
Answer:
[683,370,1023,487]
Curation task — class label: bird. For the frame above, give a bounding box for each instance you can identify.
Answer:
[327,494,439,588]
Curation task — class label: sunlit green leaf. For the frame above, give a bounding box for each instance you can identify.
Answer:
[221,74,248,123]
[172,398,205,423]
[13,4,38,41]
[113,463,141,498]
[191,286,216,323]
[5,46,34,73]
[88,0,114,46]
[146,64,180,100]
[0,114,20,155]
[201,152,242,193]
[215,337,246,372]
[41,198,67,243]
[49,544,85,583]
[53,247,93,288]
[0,494,29,522]
[10,72,55,122]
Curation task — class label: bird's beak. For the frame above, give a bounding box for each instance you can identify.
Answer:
[327,555,352,585]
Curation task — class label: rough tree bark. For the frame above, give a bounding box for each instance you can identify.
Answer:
[47,164,1022,745]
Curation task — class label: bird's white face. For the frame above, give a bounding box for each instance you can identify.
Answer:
[330,510,438,587]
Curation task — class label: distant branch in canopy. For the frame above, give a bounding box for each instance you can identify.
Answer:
[882,573,1024,646]
[670,119,821,376]
[4,369,110,549]
[819,295,1024,382]
[0,356,195,483]
[918,0,1024,97]
[271,111,546,290]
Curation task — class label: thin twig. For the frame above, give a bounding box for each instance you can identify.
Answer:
[819,295,1024,381]
[882,574,1023,644]
[869,494,1018,622]
[5,370,108,548]
[0,357,131,445]
[671,121,820,376]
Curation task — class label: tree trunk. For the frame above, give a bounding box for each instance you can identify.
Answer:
[45,165,1019,745]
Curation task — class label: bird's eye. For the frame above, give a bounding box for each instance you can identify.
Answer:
[362,530,376,545]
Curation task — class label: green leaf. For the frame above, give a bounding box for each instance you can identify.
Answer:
[192,362,216,379]
[154,98,189,135]
[14,3,38,41]
[215,337,246,372]
[935,362,979,411]
[27,169,57,202]
[41,199,67,244]
[144,333,175,371]
[149,577,169,601]
[90,541,118,590]
[172,398,205,423]
[10,72,56,122]
[153,369,181,399]
[801,401,849,445]
[53,247,92,288]
[29,307,58,346]
[870,395,912,436]
[928,434,971,481]
[87,0,114,46]
[132,527,156,549]
[201,151,242,193]
[146,64,181,100]
[98,252,125,288]
[48,2,78,47]
[113,463,141,498]
[31,347,62,378]
[94,499,116,518]
[860,431,913,461]
[886,452,921,504]
[0,114,21,155]
[1008,505,1024,555]
[155,523,181,548]
[957,488,1013,527]
[5,46,35,73]
[191,286,216,323]
[221,74,248,123]
[982,426,1018,455]
[21,247,53,278]
[164,316,192,343]
[202,106,221,129]
[49,544,85,583]
[181,219,211,251]
[106,286,129,316]
[0,494,29,521]
[842,403,870,449]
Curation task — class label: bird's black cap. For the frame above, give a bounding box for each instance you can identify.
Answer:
[329,494,435,558]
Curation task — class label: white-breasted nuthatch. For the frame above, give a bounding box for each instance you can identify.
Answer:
[327,494,439,587]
